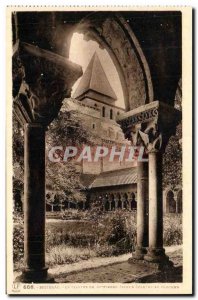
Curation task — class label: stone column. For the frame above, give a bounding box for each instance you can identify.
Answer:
[175,198,179,214]
[144,151,169,264]
[121,199,124,209]
[13,41,82,283]
[115,199,118,209]
[118,101,181,268]
[132,161,148,260]
[20,123,52,282]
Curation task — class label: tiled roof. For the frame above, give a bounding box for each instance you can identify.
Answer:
[73,52,117,101]
[80,173,98,189]
[89,167,137,188]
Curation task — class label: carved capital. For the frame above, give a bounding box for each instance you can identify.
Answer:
[13,41,82,127]
[118,101,181,153]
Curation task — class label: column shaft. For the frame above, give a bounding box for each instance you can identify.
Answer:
[148,151,163,248]
[145,151,169,264]
[19,123,52,282]
[132,161,148,259]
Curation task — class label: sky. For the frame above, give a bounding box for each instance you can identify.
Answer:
[69,33,125,108]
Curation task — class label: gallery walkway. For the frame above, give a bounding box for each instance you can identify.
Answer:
[51,246,182,283]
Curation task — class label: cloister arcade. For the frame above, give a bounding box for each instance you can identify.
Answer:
[164,187,182,214]
[96,192,137,211]
[12,10,182,282]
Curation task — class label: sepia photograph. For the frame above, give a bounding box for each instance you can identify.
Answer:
[6,6,192,295]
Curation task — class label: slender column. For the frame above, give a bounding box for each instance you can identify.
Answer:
[145,151,169,263]
[19,123,52,282]
[121,200,124,209]
[115,199,118,209]
[176,199,179,213]
[109,201,112,211]
[132,161,148,259]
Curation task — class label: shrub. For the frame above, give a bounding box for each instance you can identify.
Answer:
[46,245,96,266]
[94,211,136,256]
[13,210,182,269]
[13,225,24,266]
[163,213,182,246]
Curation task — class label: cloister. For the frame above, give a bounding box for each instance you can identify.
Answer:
[12,11,182,282]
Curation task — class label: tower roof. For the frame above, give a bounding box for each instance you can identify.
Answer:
[73,52,117,103]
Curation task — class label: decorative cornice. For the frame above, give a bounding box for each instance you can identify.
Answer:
[118,101,182,152]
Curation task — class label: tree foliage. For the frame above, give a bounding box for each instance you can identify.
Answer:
[162,87,182,189]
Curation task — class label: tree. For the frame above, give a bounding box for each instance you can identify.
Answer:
[45,100,99,204]
[13,99,99,206]
[162,84,182,189]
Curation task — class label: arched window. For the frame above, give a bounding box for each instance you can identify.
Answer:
[102,106,105,117]
[166,190,176,213]
[110,109,113,120]
[131,192,137,210]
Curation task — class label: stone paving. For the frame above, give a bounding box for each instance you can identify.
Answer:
[55,248,183,283]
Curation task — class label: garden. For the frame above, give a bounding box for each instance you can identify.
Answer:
[13,210,182,270]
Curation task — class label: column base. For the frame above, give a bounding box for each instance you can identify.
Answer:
[144,248,174,270]
[130,247,147,260]
[15,267,55,283]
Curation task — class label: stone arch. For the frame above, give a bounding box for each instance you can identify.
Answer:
[110,194,115,210]
[117,193,122,209]
[177,189,182,213]
[166,190,176,213]
[131,192,137,210]
[123,193,129,209]
[74,12,154,111]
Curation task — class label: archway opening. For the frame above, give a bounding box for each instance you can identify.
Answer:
[131,192,137,210]
[117,193,122,209]
[123,193,128,209]
[166,190,176,213]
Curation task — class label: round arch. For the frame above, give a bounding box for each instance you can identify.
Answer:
[131,192,137,210]
[73,12,154,111]
[166,190,176,213]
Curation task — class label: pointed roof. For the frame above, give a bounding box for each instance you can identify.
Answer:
[73,52,117,102]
